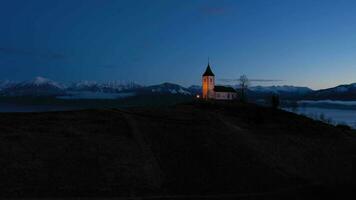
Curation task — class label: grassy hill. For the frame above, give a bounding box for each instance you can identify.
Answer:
[0,101,355,198]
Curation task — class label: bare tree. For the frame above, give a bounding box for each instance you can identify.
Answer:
[239,75,249,102]
[271,94,280,109]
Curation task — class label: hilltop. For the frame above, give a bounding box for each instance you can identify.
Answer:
[0,102,355,198]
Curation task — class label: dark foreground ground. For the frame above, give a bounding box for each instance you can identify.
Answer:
[0,101,355,199]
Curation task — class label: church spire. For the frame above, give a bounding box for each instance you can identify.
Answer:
[203,60,215,76]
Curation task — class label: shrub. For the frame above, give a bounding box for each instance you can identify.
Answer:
[271,94,280,109]
[336,124,352,131]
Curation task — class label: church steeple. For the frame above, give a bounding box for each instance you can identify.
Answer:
[202,62,215,99]
[203,62,215,76]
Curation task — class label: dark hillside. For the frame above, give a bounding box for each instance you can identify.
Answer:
[0,102,355,198]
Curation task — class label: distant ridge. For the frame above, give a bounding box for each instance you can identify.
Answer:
[67,80,141,93]
[0,77,191,98]
[135,82,191,95]
[0,77,142,97]
[0,77,355,101]
[305,83,356,101]
[0,77,66,97]
[249,85,313,94]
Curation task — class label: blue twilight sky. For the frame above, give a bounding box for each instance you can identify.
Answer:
[0,0,356,89]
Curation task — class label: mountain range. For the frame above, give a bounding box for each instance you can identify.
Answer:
[0,76,355,101]
[249,85,313,94]
[304,83,356,101]
[0,77,191,98]
[0,77,66,97]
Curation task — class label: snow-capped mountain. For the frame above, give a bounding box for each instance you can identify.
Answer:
[0,77,66,97]
[1,76,355,100]
[0,80,16,91]
[188,85,202,95]
[68,81,141,93]
[0,77,143,97]
[2,77,317,99]
[24,76,65,89]
[0,77,191,98]
[249,85,313,94]
[136,82,191,95]
[306,83,356,100]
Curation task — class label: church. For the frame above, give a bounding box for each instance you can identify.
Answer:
[202,63,238,100]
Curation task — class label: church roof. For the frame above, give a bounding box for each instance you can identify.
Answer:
[214,86,236,93]
[202,63,215,76]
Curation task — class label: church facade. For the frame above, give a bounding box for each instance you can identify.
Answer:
[202,63,237,100]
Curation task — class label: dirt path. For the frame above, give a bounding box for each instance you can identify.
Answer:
[119,110,162,190]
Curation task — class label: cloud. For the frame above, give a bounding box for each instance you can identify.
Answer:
[220,79,284,83]
[249,79,284,82]
[0,47,68,61]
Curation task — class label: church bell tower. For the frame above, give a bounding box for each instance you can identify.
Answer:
[202,62,215,99]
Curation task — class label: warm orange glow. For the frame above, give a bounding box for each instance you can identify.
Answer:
[202,76,214,99]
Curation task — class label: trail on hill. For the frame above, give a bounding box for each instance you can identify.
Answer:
[119,110,162,190]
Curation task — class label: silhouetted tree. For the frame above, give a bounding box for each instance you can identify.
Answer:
[239,75,249,103]
[319,113,327,123]
[271,94,280,109]
[319,113,333,124]
[290,101,299,112]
